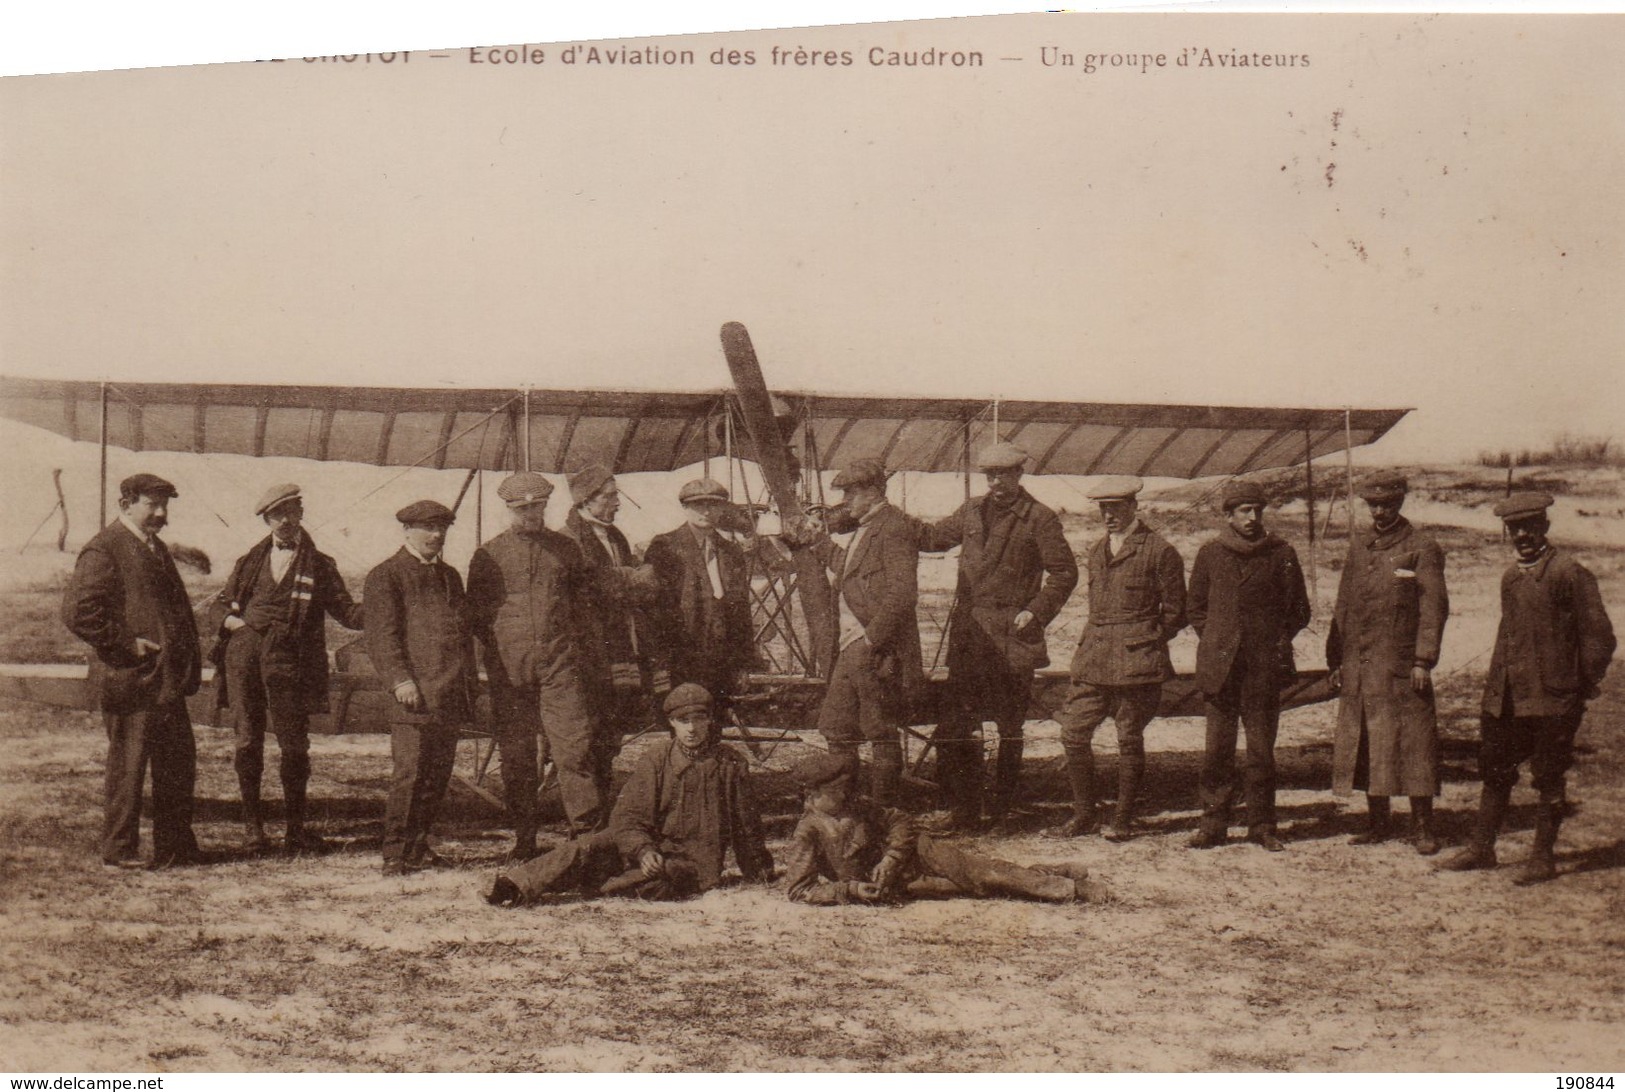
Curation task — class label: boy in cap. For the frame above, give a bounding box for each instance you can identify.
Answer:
[485,683,773,905]
[644,478,754,712]
[905,442,1078,833]
[467,471,604,856]
[1439,492,1614,884]
[562,465,659,793]
[1187,481,1310,851]
[784,750,1110,905]
[1326,472,1450,853]
[364,500,478,874]
[1049,475,1187,842]
[208,484,363,854]
[62,473,204,868]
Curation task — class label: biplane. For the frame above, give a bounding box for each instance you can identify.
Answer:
[0,324,1410,795]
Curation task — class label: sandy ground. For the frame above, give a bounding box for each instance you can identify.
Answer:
[2,468,1623,1072]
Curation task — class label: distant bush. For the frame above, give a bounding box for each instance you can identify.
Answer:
[1477,434,1623,469]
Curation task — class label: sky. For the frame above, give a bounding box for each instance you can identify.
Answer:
[2,11,1622,465]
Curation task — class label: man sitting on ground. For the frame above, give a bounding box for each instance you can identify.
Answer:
[485,683,774,905]
[783,752,1114,906]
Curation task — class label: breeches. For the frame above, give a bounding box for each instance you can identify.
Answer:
[1480,707,1583,799]
[1054,681,1161,757]
[225,632,311,789]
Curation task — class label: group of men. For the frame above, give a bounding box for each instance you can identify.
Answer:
[61,441,1615,895]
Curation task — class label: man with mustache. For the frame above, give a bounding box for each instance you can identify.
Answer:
[62,473,204,869]
[1439,492,1615,884]
[209,484,363,856]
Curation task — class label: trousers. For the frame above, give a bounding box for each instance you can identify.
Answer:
[383,721,460,862]
[102,702,198,865]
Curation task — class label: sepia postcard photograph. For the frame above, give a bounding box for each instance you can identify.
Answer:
[1,7,1622,1075]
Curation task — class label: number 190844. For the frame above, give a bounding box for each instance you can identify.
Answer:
[1556,1079,1614,1089]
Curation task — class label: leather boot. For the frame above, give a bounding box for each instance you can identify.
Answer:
[1438,784,1508,871]
[984,736,1024,833]
[238,774,271,854]
[282,776,329,855]
[1046,745,1100,838]
[1409,796,1440,856]
[870,743,902,809]
[1513,800,1561,886]
[1104,758,1142,842]
[1349,795,1392,845]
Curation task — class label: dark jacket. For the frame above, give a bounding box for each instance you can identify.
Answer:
[563,509,651,682]
[1069,522,1187,686]
[913,489,1078,673]
[784,802,916,905]
[362,547,477,724]
[1481,548,1615,718]
[609,737,773,892]
[466,526,593,691]
[206,531,362,714]
[62,521,202,714]
[644,523,754,688]
[824,503,926,691]
[1188,529,1310,698]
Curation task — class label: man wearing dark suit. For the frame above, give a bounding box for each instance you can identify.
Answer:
[810,458,925,808]
[908,442,1078,832]
[1187,480,1311,852]
[467,472,604,857]
[562,465,658,793]
[62,473,203,869]
[207,483,363,855]
[643,478,754,713]
[1440,492,1615,885]
[1048,476,1187,843]
[364,500,477,875]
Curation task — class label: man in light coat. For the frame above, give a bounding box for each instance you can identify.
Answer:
[1327,471,1449,854]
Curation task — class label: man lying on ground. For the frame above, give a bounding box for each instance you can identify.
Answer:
[485,683,774,906]
[783,751,1114,906]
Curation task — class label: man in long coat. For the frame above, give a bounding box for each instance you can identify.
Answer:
[208,483,363,855]
[1187,480,1310,851]
[62,473,204,869]
[562,465,657,792]
[644,478,755,713]
[1048,476,1186,842]
[364,500,478,874]
[908,442,1078,832]
[797,458,926,808]
[467,472,604,857]
[485,683,773,905]
[1326,471,1449,854]
[1440,492,1615,884]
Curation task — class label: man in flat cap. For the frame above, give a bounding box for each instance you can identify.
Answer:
[485,683,773,905]
[1326,472,1450,854]
[1440,492,1615,884]
[905,442,1078,833]
[784,750,1110,905]
[1048,475,1186,842]
[63,473,204,869]
[562,465,658,792]
[797,458,925,808]
[467,471,604,857]
[644,478,755,713]
[207,484,363,855]
[364,500,477,874]
[1187,480,1310,851]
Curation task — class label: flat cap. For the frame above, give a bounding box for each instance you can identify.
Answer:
[679,478,730,505]
[792,750,860,791]
[1358,471,1408,502]
[396,499,456,526]
[119,472,178,500]
[976,442,1029,472]
[568,464,614,506]
[1492,491,1554,522]
[1221,480,1269,511]
[496,471,554,508]
[662,682,714,718]
[254,483,302,517]
[832,458,889,491]
[1086,475,1142,502]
